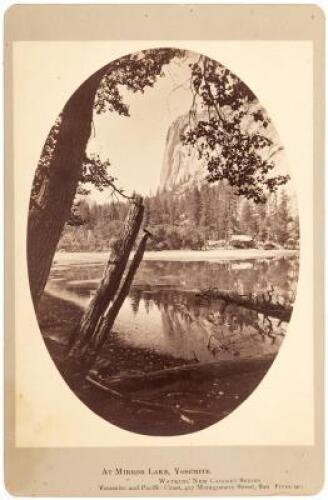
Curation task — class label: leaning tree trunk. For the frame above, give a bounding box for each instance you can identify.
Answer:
[67,198,144,361]
[27,63,111,311]
[60,218,149,386]
[83,229,151,364]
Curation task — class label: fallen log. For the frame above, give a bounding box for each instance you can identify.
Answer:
[88,354,276,394]
[197,289,292,322]
[85,375,218,425]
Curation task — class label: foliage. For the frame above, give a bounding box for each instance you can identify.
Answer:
[94,48,185,115]
[34,49,296,254]
[146,225,205,251]
[274,190,295,245]
[181,55,289,203]
[58,184,299,252]
[31,49,184,211]
[77,155,117,195]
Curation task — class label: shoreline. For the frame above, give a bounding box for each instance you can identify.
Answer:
[54,248,299,265]
[38,293,274,435]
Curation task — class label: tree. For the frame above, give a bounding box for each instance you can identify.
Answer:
[27,48,184,309]
[190,186,202,226]
[289,214,300,243]
[181,55,289,204]
[239,199,259,237]
[254,201,268,242]
[29,49,293,310]
[239,199,253,235]
[275,190,292,245]
[66,198,145,373]
[29,48,296,383]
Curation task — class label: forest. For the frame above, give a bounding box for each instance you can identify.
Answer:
[57,182,299,252]
[29,48,300,436]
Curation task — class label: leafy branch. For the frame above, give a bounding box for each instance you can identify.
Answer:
[181,55,289,203]
[79,154,134,201]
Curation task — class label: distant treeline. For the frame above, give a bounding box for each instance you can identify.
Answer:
[58,183,299,252]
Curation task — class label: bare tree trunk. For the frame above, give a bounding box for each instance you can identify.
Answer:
[67,198,144,359]
[61,227,149,385]
[86,230,150,358]
[27,64,111,311]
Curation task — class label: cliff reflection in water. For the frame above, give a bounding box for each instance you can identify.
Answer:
[115,287,286,362]
[47,256,298,363]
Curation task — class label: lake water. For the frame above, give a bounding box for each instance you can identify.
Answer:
[46,256,299,363]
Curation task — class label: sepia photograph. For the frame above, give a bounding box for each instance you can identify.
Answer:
[5,3,325,497]
[27,47,300,436]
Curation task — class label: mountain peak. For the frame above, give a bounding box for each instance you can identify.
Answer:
[159,103,285,194]
[159,113,206,192]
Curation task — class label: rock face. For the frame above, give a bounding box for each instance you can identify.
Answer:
[159,113,205,192]
[159,105,286,193]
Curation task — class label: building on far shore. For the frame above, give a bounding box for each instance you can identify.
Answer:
[230,234,255,249]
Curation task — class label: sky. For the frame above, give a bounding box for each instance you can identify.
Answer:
[85,50,290,202]
[86,53,197,199]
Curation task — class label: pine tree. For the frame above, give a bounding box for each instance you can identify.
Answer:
[191,186,202,226]
[275,190,291,245]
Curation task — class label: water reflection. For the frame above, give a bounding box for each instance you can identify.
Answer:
[114,288,287,362]
[46,257,298,362]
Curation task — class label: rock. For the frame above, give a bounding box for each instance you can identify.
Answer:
[159,105,284,193]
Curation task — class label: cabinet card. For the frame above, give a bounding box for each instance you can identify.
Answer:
[4,4,325,497]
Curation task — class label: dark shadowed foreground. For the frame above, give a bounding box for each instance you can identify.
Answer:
[38,293,276,436]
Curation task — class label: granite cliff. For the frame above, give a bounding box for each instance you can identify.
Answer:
[159,104,285,193]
